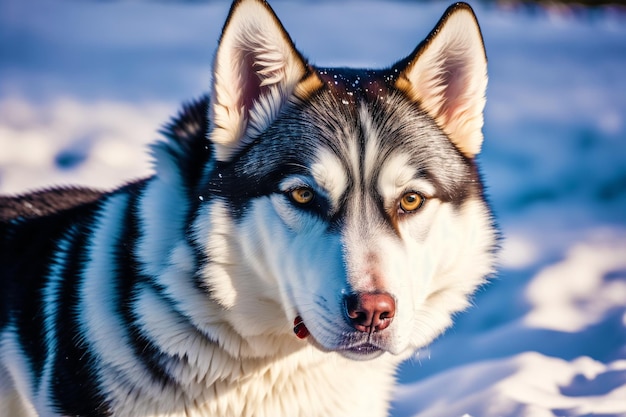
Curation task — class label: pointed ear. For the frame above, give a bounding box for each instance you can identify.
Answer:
[395,3,487,158]
[209,0,321,161]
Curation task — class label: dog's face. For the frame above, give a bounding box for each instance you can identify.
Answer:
[193,0,497,360]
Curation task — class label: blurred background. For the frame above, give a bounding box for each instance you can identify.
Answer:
[1,1,625,416]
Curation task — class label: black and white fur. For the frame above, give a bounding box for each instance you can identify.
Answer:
[0,1,498,416]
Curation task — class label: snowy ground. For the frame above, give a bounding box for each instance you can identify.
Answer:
[1,0,625,416]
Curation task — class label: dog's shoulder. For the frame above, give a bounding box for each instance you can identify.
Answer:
[0,186,105,222]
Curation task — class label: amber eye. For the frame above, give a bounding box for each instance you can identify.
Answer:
[290,187,315,205]
[399,192,425,213]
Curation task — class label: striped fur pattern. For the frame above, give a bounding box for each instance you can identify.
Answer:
[0,1,498,416]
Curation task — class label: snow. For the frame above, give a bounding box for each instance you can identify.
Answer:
[1,0,625,416]
[396,353,626,417]
[0,96,170,193]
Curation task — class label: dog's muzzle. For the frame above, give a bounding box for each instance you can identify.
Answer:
[293,291,396,360]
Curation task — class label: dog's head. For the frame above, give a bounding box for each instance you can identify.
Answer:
[191,0,498,361]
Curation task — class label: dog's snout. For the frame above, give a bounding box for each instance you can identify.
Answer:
[344,292,395,333]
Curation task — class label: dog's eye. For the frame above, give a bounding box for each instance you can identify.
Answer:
[399,192,425,213]
[290,187,315,205]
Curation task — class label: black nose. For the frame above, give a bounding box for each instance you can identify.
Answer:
[344,292,396,333]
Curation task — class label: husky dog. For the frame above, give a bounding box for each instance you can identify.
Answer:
[0,1,497,416]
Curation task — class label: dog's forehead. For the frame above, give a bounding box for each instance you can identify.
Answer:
[296,68,474,208]
[303,70,435,201]
[308,105,421,207]
[316,67,398,104]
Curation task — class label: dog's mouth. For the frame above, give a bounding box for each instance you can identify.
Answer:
[293,316,385,360]
[339,342,384,360]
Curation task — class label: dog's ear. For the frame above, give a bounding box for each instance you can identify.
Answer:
[395,3,487,158]
[209,0,320,161]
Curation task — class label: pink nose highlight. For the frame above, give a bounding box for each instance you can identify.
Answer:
[345,292,396,333]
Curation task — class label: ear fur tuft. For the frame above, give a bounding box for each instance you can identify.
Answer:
[209,0,312,161]
[395,3,488,157]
